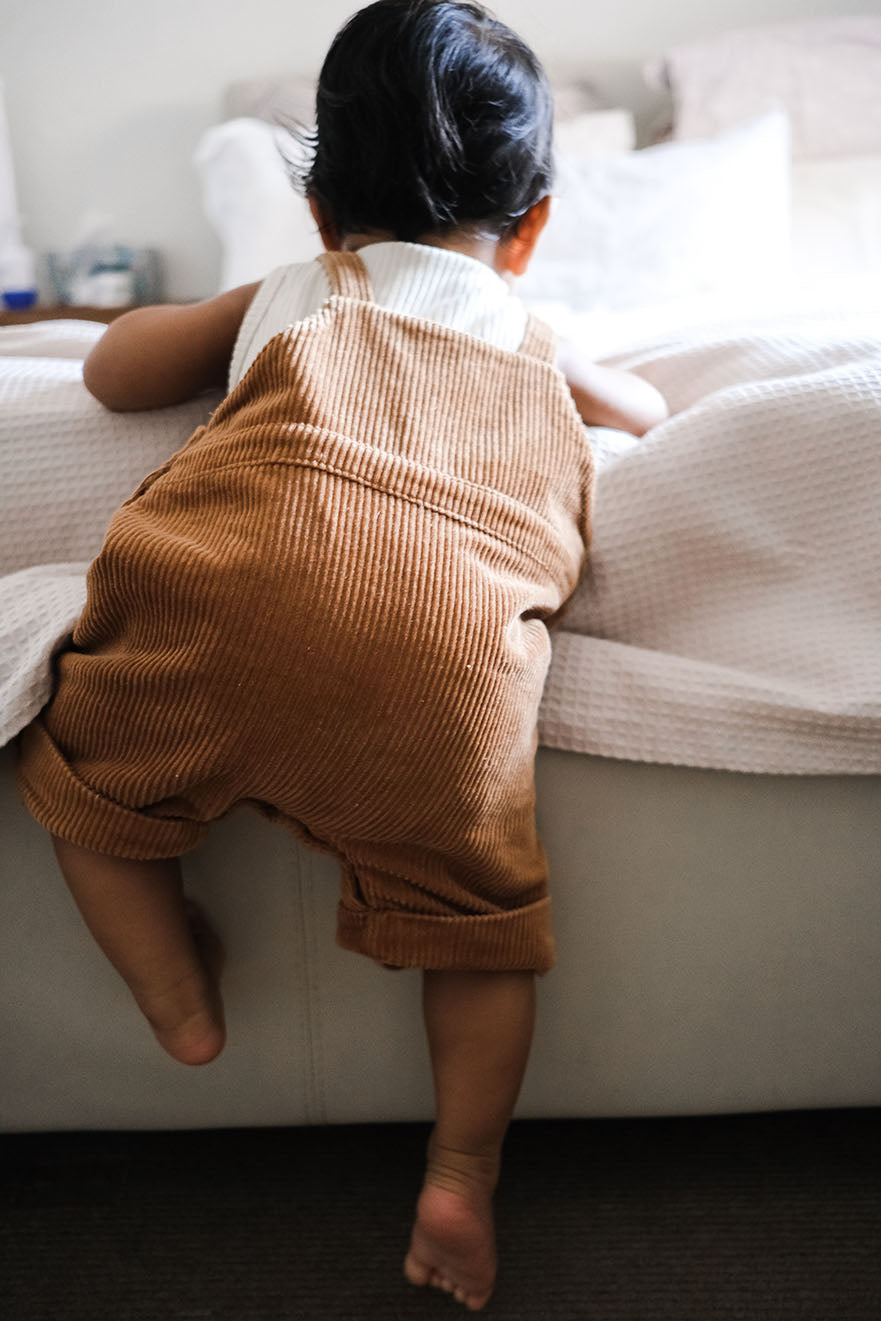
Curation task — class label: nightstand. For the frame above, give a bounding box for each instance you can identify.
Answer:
[0,304,136,326]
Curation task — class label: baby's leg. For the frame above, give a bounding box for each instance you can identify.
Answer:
[52,836,226,1066]
[404,970,535,1310]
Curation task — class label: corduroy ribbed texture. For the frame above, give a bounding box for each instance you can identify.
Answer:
[18,251,593,973]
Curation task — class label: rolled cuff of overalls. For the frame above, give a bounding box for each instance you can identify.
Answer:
[336,896,556,974]
[17,718,208,859]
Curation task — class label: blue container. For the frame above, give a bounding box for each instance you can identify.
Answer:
[2,289,38,310]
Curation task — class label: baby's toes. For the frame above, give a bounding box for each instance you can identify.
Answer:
[403,1251,431,1288]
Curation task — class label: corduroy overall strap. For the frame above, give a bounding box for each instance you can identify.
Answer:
[518,313,557,365]
[317,248,557,365]
[318,249,376,300]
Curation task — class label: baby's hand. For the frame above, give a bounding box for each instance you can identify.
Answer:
[557,339,668,437]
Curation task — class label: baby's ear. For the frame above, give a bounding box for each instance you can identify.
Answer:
[497,195,551,277]
[308,194,343,252]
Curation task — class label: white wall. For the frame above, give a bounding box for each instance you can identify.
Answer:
[3,0,880,299]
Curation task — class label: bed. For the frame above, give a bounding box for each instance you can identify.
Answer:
[2,15,880,1130]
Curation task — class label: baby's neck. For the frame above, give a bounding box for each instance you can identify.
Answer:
[342,229,505,277]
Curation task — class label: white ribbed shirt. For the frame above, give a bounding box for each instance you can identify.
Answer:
[229,240,529,388]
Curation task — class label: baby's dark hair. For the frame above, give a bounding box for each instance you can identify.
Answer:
[300,0,554,241]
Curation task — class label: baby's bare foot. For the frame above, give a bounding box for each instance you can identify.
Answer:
[139,966,226,1066]
[184,898,226,982]
[134,901,226,1067]
[404,1145,499,1310]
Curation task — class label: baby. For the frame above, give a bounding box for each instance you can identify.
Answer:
[18,0,666,1309]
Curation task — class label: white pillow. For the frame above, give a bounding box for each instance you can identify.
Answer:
[195,108,637,292]
[791,154,881,285]
[646,16,881,162]
[195,117,320,291]
[555,108,635,157]
[517,110,791,313]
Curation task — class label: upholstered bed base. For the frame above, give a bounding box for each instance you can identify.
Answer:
[2,743,879,1131]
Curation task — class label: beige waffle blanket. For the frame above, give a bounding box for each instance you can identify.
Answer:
[2,316,880,772]
[539,322,881,773]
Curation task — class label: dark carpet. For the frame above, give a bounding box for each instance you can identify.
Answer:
[2,1110,880,1320]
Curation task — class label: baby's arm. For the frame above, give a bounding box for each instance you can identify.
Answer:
[82,281,260,412]
[557,340,668,437]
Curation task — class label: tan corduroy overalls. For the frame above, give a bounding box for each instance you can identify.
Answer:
[19,251,593,973]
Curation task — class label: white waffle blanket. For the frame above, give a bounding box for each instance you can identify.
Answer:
[0,322,221,749]
[2,317,880,773]
[540,322,881,773]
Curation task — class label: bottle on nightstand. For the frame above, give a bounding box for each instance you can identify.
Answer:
[0,239,38,310]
